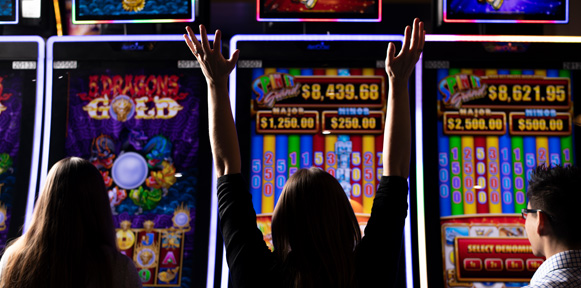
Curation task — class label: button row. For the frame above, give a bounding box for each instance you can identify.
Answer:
[463,258,543,272]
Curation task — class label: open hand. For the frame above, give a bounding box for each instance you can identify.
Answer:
[385,18,425,82]
[184,25,240,86]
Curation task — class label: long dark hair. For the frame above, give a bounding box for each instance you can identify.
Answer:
[271,167,361,288]
[0,157,117,288]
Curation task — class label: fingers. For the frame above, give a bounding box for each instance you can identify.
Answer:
[228,49,240,71]
[407,18,425,59]
[183,33,195,54]
[419,28,426,53]
[417,20,425,53]
[185,26,203,57]
[399,25,411,57]
[410,18,421,52]
[199,24,211,53]
[386,42,395,63]
[213,29,222,52]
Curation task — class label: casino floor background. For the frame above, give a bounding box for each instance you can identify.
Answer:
[0,0,580,288]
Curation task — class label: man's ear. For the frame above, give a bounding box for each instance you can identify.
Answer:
[536,211,551,236]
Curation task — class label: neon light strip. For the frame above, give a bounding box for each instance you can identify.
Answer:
[221,245,229,287]
[0,0,19,24]
[27,36,44,234]
[0,36,46,233]
[442,0,568,24]
[414,55,427,288]
[409,57,424,288]
[405,179,414,288]
[44,34,217,288]
[226,34,412,288]
[415,34,581,288]
[256,0,381,22]
[426,34,581,43]
[207,175,219,288]
[71,0,195,24]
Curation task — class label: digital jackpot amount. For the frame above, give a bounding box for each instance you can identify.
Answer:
[436,68,573,287]
[249,67,386,250]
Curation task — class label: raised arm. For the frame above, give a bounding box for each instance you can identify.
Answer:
[184,25,241,177]
[382,18,425,178]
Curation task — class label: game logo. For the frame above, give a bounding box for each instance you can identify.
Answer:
[258,0,381,22]
[73,0,194,24]
[66,68,202,287]
[434,68,574,287]
[444,0,568,23]
[249,68,384,248]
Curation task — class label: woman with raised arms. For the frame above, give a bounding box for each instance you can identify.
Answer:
[184,18,425,288]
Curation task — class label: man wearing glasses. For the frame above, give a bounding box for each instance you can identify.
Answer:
[521,165,581,288]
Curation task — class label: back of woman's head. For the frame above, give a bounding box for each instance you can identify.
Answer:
[271,167,361,288]
[1,157,116,288]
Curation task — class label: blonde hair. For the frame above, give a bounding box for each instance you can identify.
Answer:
[271,167,361,288]
[0,157,116,288]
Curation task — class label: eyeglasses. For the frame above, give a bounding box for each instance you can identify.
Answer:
[521,209,552,220]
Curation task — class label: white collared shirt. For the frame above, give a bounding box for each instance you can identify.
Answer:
[523,250,581,288]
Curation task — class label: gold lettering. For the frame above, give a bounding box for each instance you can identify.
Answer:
[494,245,533,254]
[154,96,183,119]
[134,96,155,119]
[467,244,495,253]
[83,96,110,119]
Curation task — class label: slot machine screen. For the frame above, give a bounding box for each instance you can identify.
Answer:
[443,0,568,23]
[0,36,43,252]
[416,35,581,288]
[224,34,414,287]
[72,0,194,24]
[44,35,215,287]
[0,0,18,24]
[257,0,381,22]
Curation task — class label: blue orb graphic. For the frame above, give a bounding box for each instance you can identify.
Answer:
[112,152,148,189]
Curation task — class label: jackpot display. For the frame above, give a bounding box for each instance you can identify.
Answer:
[250,67,385,249]
[0,37,43,252]
[72,0,194,24]
[417,36,581,288]
[443,0,568,23]
[44,35,214,287]
[257,0,381,22]
[226,34,413,288]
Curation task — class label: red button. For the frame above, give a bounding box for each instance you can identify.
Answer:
[484,258,503,272]
[506,258,524,271]
[463,258,483,271]
[526,259,544,271]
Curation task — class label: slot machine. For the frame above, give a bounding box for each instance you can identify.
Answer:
[221,34,416,288]
[0,36,44,251]
[44,35,216,287]
[415,35,581,288]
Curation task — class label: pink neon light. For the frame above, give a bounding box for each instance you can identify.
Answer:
[72,0,195,24]
[256,0,382,22]
[442,0,568,24]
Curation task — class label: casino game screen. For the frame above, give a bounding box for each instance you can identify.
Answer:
[45,36,214,287]
[417,38,581,287]
[229,35,409,260]
[72,0,194,24]
[0,0,17,24]
[257,0,381,22]
[0,38,43,252]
